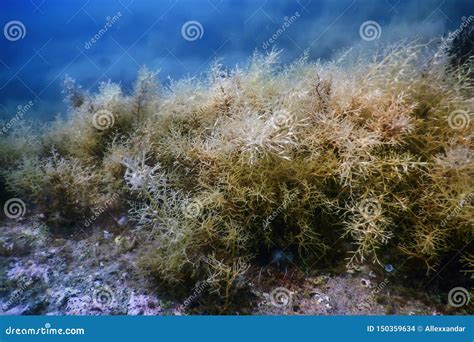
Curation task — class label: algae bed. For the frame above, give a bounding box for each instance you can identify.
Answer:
[0,2,473,316]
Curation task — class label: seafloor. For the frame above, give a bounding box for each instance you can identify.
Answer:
[0,214,449,315]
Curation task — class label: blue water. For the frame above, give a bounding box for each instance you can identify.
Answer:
[0,0,472,121]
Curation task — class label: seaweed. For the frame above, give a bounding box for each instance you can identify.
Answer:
[0,41,472,307]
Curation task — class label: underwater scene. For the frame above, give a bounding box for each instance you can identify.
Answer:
[0,0,473,316]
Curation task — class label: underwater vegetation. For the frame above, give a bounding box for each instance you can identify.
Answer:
[0,38,472,310]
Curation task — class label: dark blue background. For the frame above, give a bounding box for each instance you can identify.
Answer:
[0,0,472,121]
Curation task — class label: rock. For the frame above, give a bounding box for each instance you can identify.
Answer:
[2,305,29,315]
[127,293,162,316]
[0,240,14,257]
[312,291,332,309]
[7,260,49,283]
[65,295,103,315]
[311,275,328,286]
[51,287,81,306]
[116,215,129,226]
[0,236,33,257]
